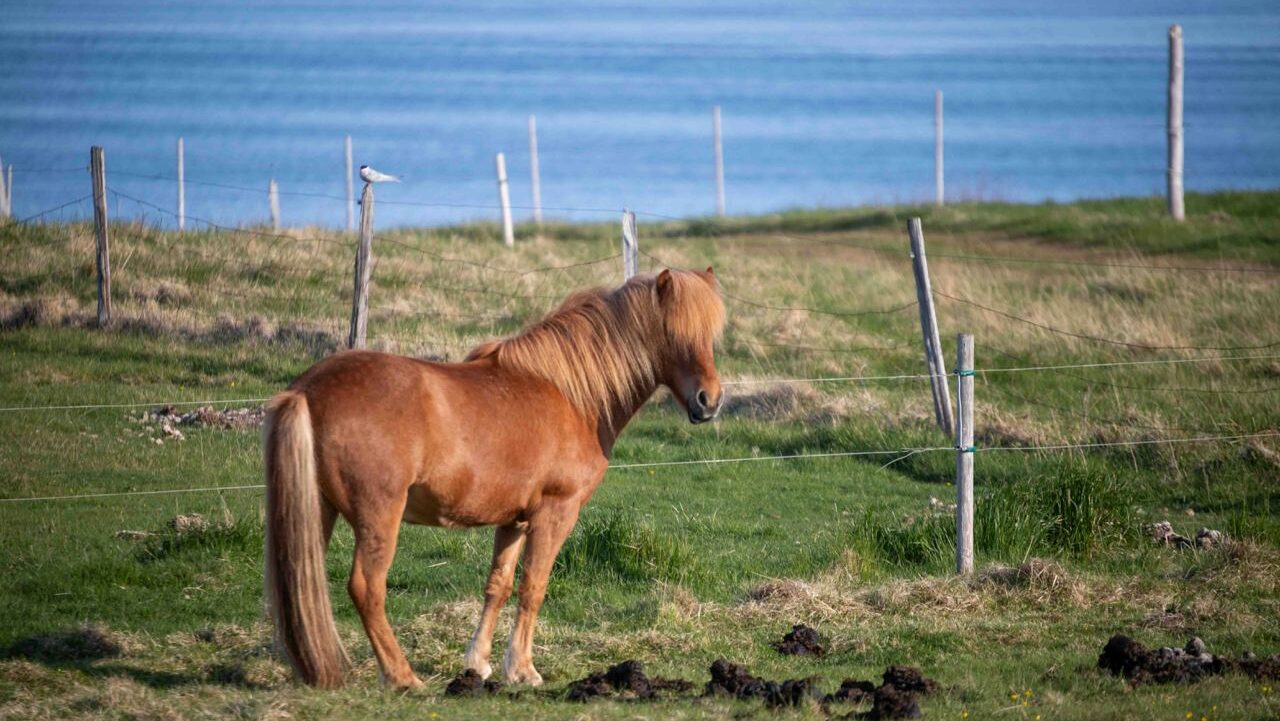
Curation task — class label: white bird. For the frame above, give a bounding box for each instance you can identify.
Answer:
[359,165,400,184]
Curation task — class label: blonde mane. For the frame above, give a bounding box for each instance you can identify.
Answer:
[466,270,725,423]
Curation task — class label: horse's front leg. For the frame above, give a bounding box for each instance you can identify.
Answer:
[502,499,580,685]
[464,523,526,679]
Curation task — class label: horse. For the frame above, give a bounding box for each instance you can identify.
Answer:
[263,267,726,689]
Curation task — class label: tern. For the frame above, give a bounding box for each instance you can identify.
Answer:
[359,165,401,184]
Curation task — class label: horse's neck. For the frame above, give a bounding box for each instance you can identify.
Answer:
[595,377,660,457]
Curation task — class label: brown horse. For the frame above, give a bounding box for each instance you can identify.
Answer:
[263,268,725,689]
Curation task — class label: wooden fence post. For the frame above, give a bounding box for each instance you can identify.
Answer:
[528,115,542,226]
[934,90,944,207]
[954,333,975,575]
[0,153,10,219]
[176,137,185,230]
[713,105,725,217]
[348,183,374,349]
[268,178,280,231]
[344,135,354,232]
[90,146,111,326]
[495,152,514,246]
[908,218,953,436]
[621,209,638,279]
[1167,24,1185,222]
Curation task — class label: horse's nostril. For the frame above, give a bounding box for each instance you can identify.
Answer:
[696,390,710,408]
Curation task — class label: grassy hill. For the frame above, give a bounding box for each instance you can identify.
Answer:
[1,191,1278,720]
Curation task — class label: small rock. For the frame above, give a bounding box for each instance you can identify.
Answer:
[1184,508,1196,517]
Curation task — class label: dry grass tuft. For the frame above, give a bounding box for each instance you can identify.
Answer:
[74,676,179,721]
[0,295,82,330]
[654,581,703,624]
[864,576,985,615]
[128,280,192,307]
[974,558,1085,605]
[740,576,871,623]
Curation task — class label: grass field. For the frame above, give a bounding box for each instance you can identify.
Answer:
[1,191,1278,719]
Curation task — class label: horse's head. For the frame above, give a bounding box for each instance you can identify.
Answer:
[654,267,726,424]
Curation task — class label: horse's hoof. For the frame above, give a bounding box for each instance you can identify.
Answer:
[504,666,543,686]
[382,673,424,690]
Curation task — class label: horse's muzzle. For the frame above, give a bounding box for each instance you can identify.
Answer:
[687,389,722,424]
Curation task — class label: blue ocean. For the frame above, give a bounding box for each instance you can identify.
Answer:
[2,0,1278,228]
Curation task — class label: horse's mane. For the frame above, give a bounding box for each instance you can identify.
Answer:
[466,270,725,424]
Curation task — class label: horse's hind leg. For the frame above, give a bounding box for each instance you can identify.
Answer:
[464,523,526,679]
[348,501,420,689]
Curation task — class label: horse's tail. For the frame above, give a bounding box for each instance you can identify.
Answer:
[263,390,348,688]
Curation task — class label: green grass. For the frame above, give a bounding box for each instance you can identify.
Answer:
[1,192,1278,719]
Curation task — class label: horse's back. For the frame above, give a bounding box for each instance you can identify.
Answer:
[288,350,605,526]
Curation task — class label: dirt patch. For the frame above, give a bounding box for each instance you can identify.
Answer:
[773,624,826,656]
[1097,634,1280,686]
[3,625,126,663]
[445,669,502,697]
[566,659,694,702]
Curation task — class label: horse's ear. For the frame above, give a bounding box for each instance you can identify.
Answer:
[656,268,673,300]
[705,266,715,276]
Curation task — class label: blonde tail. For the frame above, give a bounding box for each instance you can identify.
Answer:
[263,391,348,688]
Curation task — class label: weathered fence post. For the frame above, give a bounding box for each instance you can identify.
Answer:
[348,183,374,349]
[528,114,542,226]
[621,209,638,280]
[268,178,280,231]
[1167,24,1185,222]
[344,135,354,231]
[4,165,11,217]
[908,218,953,436]
[176,137,185,230]
[0,152,9,218]
[90,146,111,326]
[495,152,514,247]
[713,105,725,217]
[954,333,975,575]
[934,90,944,207]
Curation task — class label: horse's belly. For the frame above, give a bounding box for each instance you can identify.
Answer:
[401,478,526,529]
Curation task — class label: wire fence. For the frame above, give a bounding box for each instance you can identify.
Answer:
[2,183,1278,507]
